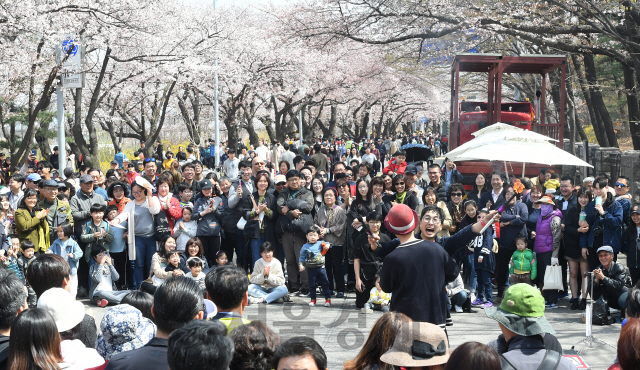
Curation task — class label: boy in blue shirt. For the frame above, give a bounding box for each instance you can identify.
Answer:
[299,225,332,307]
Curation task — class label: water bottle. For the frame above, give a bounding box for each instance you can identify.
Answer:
[579,211,586,222]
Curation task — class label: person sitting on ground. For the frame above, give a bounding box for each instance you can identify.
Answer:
[90,245,132,307]
[446,272,468,313]
[248,242,288,305]
[589,245,632,317]
[484,284,576,369]
[37,287,105,369]
[96,304,156,365]
[105,277,205,370]
[229,321,280,370]
[380,322,451,370]
[167,320,232,370]
[0,268,28,370]
[273,336,328,370]
[206,265,251,334]
[344,312,411,370]
[120,291,154,323]
[362,275,391,314]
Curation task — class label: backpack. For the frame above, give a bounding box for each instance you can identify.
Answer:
[592,297,614,325]
[500,349,562,370]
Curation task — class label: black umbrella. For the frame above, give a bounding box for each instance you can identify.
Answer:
[400,144,435,163]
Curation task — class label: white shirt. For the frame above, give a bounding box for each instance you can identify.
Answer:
[492,188,502,203]
[223,158,240,180]
[361,153,376,164]
[255,145,270,162]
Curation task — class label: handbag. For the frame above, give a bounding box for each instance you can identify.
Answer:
[154,210,172,241]
[542,264,563,290]
[238,194,264,233]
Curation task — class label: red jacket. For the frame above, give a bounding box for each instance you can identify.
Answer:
[382,159,407,175]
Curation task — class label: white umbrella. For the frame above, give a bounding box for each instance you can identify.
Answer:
[448,139,593,167]
[472,122,549,138]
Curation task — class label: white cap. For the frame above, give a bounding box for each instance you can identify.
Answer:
[37,288,86,332]
[596,246,614,254]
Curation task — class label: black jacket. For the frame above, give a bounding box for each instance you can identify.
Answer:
[381,192,419,216]
[428,180,449,203]
[105,337,168,370]
[479,190,505,211]
[373,224,479,258]
[622,225,640,268]
[556,195,581,259]
[500,335,575,370]
[241,191,277,244]
[0,333,9,370]
[592,261,632,297]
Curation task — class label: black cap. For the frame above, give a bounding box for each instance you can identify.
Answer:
[201,179,213,189]
[405,164,418,175]
[42,179,59,188]
[632,204,640,216]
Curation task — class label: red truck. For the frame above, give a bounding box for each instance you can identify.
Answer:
[449,54,566,188]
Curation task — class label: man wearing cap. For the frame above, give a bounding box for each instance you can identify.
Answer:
[485,284,577,370]
[110,160,119,170]
[589,245,632,315]
[38,179,73,243]
[25,173,41,191]
[404,164,424,205]
[71,174,106,295]
[379,204,459,327]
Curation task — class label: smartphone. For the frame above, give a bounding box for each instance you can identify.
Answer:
[31,149,37,156]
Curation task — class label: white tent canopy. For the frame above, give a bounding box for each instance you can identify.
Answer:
[447,123,593,168]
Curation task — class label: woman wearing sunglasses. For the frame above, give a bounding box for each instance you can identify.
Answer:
[446,184,466,235]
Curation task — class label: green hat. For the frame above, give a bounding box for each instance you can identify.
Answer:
[484,284,555,336]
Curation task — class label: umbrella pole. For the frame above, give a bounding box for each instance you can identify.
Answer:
[522,162,526,178]
[504,161,509,179]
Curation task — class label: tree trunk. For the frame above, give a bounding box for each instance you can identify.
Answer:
[622,64,640,150]
[571,54,605,145]
[583,54,618,147]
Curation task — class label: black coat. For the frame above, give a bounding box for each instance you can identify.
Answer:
[622,225,640,269]
[241,191,277,246]
[381,192,419,216]
[479,190,505,211]
[556,195,581,260]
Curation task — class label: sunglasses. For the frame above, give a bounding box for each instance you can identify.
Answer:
[451,192,463,197]
[615,182,627,188]
[144,158,156,163]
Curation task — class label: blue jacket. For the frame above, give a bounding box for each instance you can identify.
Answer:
[580,198,624,252]
[49,238,83,275]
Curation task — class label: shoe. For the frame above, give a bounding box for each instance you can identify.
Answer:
[481,302,494,309]
[610,308,620,314]
[579,298,587,311]
[77,287,89,299]
[491,278,498,289]
[248,297,260,305]
[455,305,463,313]
[361,307,373,314]
[336,292,344,298]
[470,293,476,304]
[331,290,336,296]
[324,300,331,307]
[472,299,483,306]
[571,300,580,310]
[309,300,316,306]
[558,293,570,300]
[546,303,558,309]
[283,295,292,303]
[97,299,108,308]
[299,288,310,297]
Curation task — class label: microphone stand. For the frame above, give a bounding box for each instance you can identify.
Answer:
[572,272,617,355]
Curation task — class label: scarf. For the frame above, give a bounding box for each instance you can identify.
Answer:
[395,191,407,204]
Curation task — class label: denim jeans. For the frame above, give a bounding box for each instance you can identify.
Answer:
[248,284,289,304]
[133,236,157,289]
[464,254,477,293]
[94,289,131,305]
[249,235,266,271]
[450,290,468,307]
[307,267,330,301]
[476,269,493,303]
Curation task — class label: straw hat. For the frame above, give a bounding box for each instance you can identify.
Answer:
[380,322,451,367]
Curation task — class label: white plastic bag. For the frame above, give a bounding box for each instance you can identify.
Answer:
[543,265,563,290]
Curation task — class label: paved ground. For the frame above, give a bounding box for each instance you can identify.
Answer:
[83,288,620,370]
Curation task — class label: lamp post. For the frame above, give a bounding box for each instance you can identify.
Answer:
[213,0,220,167]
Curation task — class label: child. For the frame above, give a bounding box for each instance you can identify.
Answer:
[126,163,140,185]
[382,149,407,175]
[509,236,537,286]
[185,256,206,293]
[105,205,127,287]
[472,209,496,308]
[48,222,83,299]
[299,225,332,307]
[544,172,560,195]
[16,239,37,307]
[153,250,181,287]
[80,204,115,267]
[177,183,194,209]
[363,275,391,313]
[2,235,24,283]
[248,242,288,304]
[459,200,478,302]
[214,250,229,267]
[174,207,197,252]
[89,245,130,307]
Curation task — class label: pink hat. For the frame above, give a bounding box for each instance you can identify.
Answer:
[384,204,419,235]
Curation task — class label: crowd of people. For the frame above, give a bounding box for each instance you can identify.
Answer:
[0,131,637,370]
